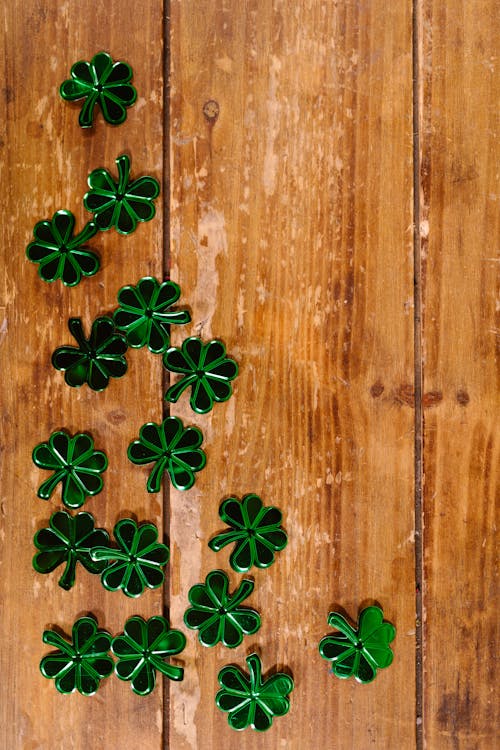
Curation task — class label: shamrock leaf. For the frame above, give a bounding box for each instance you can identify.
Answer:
[164,337,238,414]
[318,606,396,684]
[90,518,169,598]
[26,210,99,287]
[52,317,128,391]
[184,569,260,648]
[60,51,137,128]
[216,653,294,731]
[209,494,287,573]
[33,510,109,590]
[127,416,206,492]
[112,615,186,695]
[114,277,190,354]
[32,430,108,508]
[40,616,113,695]
[83,154,159,235]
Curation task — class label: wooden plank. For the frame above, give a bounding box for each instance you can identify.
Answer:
[0,2,165,748]
[419,1,499,747]
[168,2,415,748]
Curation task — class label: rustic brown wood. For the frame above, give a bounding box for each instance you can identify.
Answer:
[419,1,499,747]
[0,2,165,748]
[168,2,416,748]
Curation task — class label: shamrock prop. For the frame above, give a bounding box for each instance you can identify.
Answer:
[40,616,113,695]
[209,494,287,573]
[84,154,160,235]
[127,416,206,492]
[184,569,260,648]
[164,337,238,414]
[112,615,186,695]
[216,653,294,731]
[60,51,137,128]
[52,317,128,391]
[90,518,169,598]
[318,606,396,683]
[32,430,108,508]
[26,210,99,287]
[114,277,191,354]
[33,510,109,590]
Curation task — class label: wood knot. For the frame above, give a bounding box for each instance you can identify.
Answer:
[370,381,384,398]
[203,100,220,123]
[456,389,470,406]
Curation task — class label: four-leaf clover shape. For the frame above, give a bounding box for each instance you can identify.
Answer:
[318,606,396,684]
[32,430,108,509]
[184,569,261,648]
[60,51,137,128]
[164,337,238,414]
[84,154,159,235]
[90,518,169,598]
[40,616,114,695]
[33,510,109,590]
[209,494,288,573]
[216,653,294,731]
[26,210,99,287]
[112,615,186,695]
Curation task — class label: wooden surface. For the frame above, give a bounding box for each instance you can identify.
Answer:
[0,1,497,749]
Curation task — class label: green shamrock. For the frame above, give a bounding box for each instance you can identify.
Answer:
[318,606,396,683]
[208,494,288,573]
[184,569,260,648]
[112,615,186,695]
[33,510,109,590]
[26,210,99,287]
[127,416,206,492]
[90,518,169,598]
[113,277,191,354]
[164,337,238,414]
[32,430,108,509]
[216,653,294,731]
[60,51,137,128]
[83,154,159,235]
[40,616,114,695]
[52,317,128,391]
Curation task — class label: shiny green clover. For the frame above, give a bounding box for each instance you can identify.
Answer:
[318,606,396,684]
[127,416,206,493]
[32,430,108,509]
[208,494,287,573]
[40,616,114,695]
[90,518,169,598]
[60,51,137,128]
[164,337,238,414]
[111,615,186,695]
[83,154,159,235]
[113,277,191,354]
[52,317,128,391]
[216,653,294,732]
[184,569,260,648]
[33,510,109,590]
[26,210,99,287]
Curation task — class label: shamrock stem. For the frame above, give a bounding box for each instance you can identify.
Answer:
[90,547,126,562]
[164,376,197,404]
[147,456,168,493]
[155,659,184,682]
[116,154,131,194]
[229,578,255,609]
[246,653,262,690]
[78,93,98,128]
[74,220,99,245]
[68,318,87,348]
[42,629,75,656]
[327,612,358,644]
[163,310,191,325]
[58,553,77,590]
[37,470,66,500]
[208,530,246,552]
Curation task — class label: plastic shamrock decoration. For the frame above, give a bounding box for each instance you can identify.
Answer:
[209,494,287,573]
[111,615,186,695]
[90,518,169,598]
[216,653,294,732]
[40,616,113,695]
[33,510,109,590]
[52,317,128,391]
[127,416,206,492]
[32,430,108,509]
[184,569,260,648]
[318,606,396,684]
[60,51,137,128]
[26,210,99,287]
[164,337,238,414]
[83,154,159,235]
[113,277,191,354]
